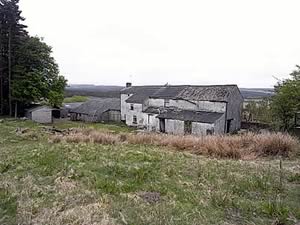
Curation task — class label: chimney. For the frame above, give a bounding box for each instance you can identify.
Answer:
[126,82,132,88]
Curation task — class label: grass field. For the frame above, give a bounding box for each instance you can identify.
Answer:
[63,96,89,103]
[0,119,299,225]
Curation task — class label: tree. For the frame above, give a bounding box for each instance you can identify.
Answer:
[0,0,27,115]
[12,36,67,111]
[243,100,272,123]
[0,1,67,116]
[271,65,300,131]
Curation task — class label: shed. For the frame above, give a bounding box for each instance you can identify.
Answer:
[70,98,121,122]
[26,106,53,124]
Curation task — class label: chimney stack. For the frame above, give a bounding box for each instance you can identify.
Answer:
[126,82,132,88]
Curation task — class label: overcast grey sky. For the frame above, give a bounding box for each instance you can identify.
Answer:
[20,0,300,87]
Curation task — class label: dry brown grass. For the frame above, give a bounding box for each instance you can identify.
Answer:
[13,175,118,225]
[50,129,299,159]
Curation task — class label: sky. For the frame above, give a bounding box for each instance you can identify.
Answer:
[20,0,300,88]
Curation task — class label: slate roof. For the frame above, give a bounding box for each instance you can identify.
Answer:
[26,105,53,113]
[156,108,224,124]
[71,98,120,115]
[63,102,84,110]
[122,85,241,104]
[175,85,239,102]
[123,86,162,104]
[150,86,187,99]
[143,107,161,114]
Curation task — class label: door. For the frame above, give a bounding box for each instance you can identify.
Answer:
[184,121,192,135]
[226,119,232,133]
[159,119,166,133]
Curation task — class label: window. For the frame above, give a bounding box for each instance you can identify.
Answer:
[184,121,192,134]
[130,104,134,110]
[133,115,137,124]
[206,128,214,135]
[164,99,170,107]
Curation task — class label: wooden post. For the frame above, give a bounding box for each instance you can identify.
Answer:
[14,101,17,118]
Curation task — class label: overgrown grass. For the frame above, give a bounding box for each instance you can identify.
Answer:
[51,129,300,159]
[63,95,88,103]
[0,119,299,225]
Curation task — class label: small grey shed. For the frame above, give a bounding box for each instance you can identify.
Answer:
[26,106,53,124]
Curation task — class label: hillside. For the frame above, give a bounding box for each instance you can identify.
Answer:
[0,119,299,225]
[65,85,123,98]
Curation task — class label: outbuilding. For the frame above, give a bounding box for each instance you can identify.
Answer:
[26,106,54,124]
[70,98,121,122]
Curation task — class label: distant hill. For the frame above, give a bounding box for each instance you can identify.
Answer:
[65,85,123,98]
[65,85,275,100]
[240,88,275,99]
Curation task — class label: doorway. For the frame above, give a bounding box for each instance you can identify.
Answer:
[226,119,233,133]
[159,119,166,133]
[184,121,192,135]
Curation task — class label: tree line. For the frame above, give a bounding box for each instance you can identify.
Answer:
[0,0,67,117]
[243,66,300,131]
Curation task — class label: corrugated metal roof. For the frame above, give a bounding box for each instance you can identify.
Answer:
[71,98,120,115]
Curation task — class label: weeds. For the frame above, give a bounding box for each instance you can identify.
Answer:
[1,120,299,225]
[50,129,299,159]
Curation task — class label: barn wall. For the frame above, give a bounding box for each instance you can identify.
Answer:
[148,98,226,113]
[32,108,53,124]
[191,122,214,135]
[148,98,165,107]
[168,99,197,110]
[79,114,98,122]
[109,110,121,122]
[101,111,110,122]
[124,102,148,127]
[165,119,184,135]
[226,89,243,132]
[214,113,226,134]
[121,94,132,121]
[146,114,160,131]
[195,101,226,113]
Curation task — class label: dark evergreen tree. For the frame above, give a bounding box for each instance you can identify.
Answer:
[0,0,67,116]
[0,0,27,115]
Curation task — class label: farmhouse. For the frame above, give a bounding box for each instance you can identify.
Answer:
[70,98,121,122]
[121,83,243,135]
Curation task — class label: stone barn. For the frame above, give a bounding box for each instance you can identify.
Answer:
[121,84,243,135]
[70,98,121,123]
[26,106,54,124]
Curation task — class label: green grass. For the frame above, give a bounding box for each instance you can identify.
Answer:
[0,119,299,225]
[53,120,134,133]
[63,95,88,103]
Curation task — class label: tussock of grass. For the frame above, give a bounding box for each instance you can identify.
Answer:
[50,130,299,159]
